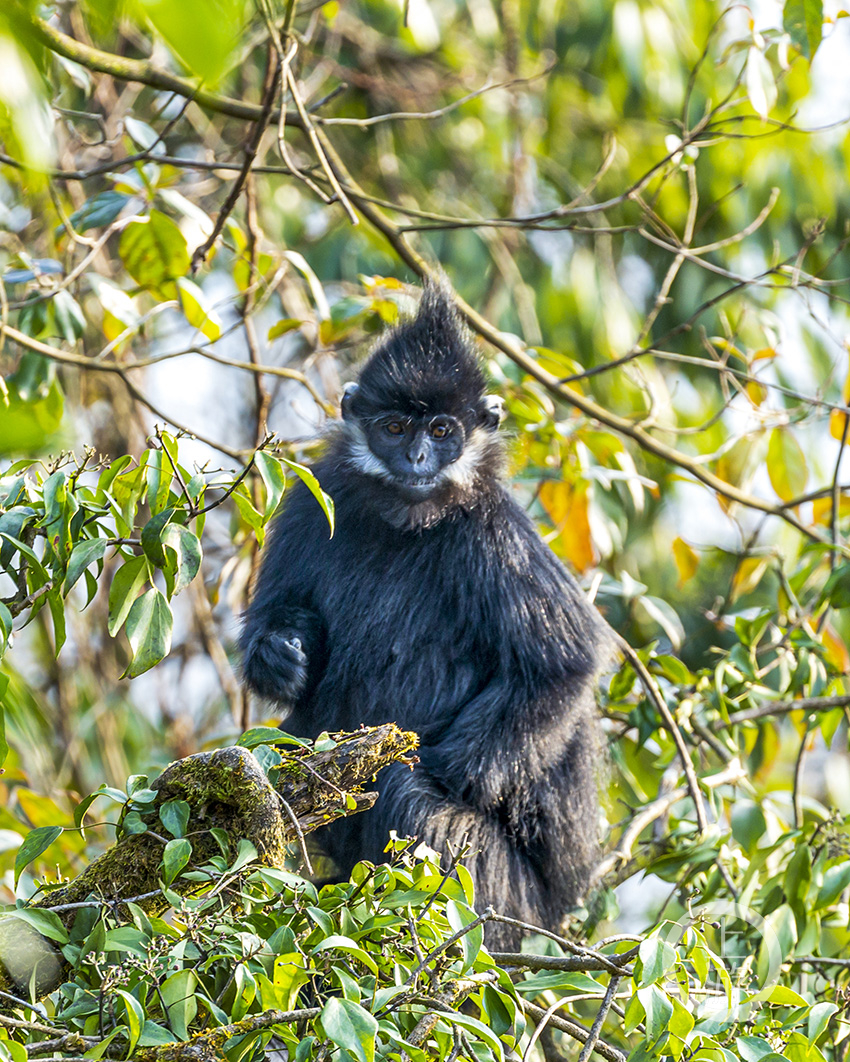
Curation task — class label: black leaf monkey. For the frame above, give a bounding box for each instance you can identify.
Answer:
[241,284,610,944]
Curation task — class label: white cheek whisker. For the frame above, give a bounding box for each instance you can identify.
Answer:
[439,427,491,490]
[342,423,395,482]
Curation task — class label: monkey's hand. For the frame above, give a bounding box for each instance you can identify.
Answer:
[241,628,308,703]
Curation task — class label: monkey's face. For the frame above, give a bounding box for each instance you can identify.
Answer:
[362,413,466,494]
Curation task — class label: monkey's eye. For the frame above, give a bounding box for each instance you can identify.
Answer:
[430,423,450,439]
[385,420,405,436]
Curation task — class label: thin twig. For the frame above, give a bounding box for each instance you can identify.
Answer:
[613,635,709,834]
[192,51,281,271]
[577,975,622,1062]
[279,796,314,875]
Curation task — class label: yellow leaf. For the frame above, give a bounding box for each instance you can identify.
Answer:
[751,347,777,361]
[672,537,698,587]
[813,493,850,525]
[829,409,850,441]
[539,480,596,573]
[746,380,767,406]
[731,555,771,601]
[766,428,807,502]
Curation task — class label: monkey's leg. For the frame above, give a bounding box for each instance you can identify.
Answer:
[320,764,553,949]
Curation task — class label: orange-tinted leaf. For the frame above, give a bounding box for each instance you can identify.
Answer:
[821,622,850,672]
[767,428,807,502]
[539,480,596,573]
[672,537,698,587]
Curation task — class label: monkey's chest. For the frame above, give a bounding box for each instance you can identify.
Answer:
[311,540,492,729]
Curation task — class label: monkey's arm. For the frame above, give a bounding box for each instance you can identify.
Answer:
[240,491,331,705]
[240,605,325,703]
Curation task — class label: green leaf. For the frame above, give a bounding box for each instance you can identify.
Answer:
[114,988,144,1053]
[737,1036,777,1062]
[82,1026,122,1059]
[119,211,190,291]
[14,825,63,884]
[68,191,129,233]
[64,538,108,594]
[784,844,812,902]
[138,1021,177,1047]
[52,290,86,342]
[161,837,192,885]
[481,985,514,1037]
[268,318,303,340]
[254,451,287,520]
[108,554,148,636]
[176,277,222,341]
[321,997,378,1062]
[238,726,310,749]
[121,811,148,835]
[823,563,850,608]
[435,1011,504,1060]
[637,984,673,1041]
[124,116,164,154]
[103,926,151,955]
[638,936,677,986]
[730,801,767,853]
[47,587,66,654]
[815,860,850,908]
[124,588,173,678]
[756,905,798,986]
[89,275,141,340]
[135,0,246,84]
[746,984,808,1006]
[446,899,483,971]
[41,470,67,530]
[141,508,175,567]
[4,907,69,944]
[161,524,202,596]
[159,799,190,839]
[312,935,379,975]
[145,449,173,515]
[281,458,335,536]
[783,0,823,62]
[668,995,694,1041]
[73,792,100,829]
[808,1001,838,1043]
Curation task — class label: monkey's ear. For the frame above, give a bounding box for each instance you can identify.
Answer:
[340,382,359,421]
[481,394,505,431]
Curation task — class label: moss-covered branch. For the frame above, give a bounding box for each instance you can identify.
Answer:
[0,724,418,999]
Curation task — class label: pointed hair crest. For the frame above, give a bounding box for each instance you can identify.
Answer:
[352,283,486,420]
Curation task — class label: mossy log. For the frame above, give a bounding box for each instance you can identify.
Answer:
[0,724,418,999]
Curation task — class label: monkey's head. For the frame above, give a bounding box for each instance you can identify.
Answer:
[339,284,505,519]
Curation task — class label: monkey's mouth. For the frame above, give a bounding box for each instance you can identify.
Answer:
[391,474,441,495]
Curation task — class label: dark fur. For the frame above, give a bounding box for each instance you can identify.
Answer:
[241,285,609,945]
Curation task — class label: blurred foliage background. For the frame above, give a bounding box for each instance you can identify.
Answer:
[2,0,850,1058]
